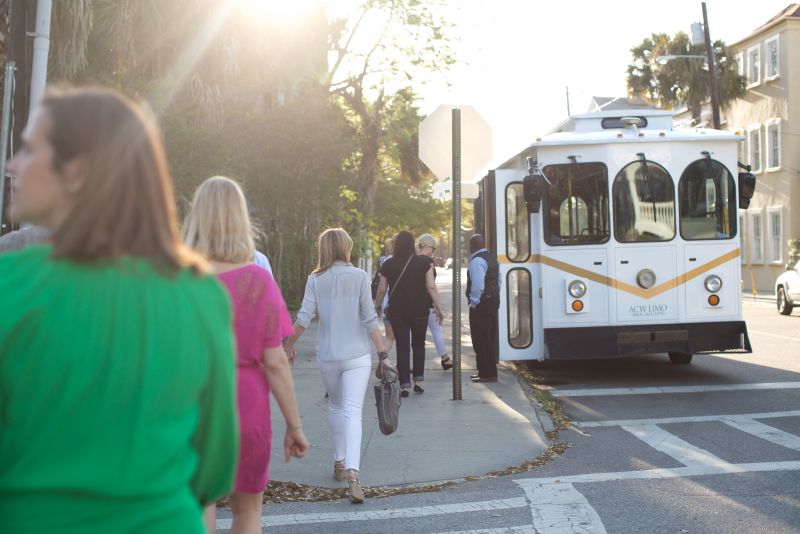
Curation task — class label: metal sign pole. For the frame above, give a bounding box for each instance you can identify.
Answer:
[0,61,16,229]
[451,108,462,401]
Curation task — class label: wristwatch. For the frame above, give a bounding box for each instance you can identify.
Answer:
[378,351,389,361]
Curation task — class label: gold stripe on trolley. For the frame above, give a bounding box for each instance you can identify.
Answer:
[498,248,741,300]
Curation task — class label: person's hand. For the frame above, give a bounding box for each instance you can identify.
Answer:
[284,343,297,366]
[284,428,309,462]
[436,308,444,325]
[374,304,382,319]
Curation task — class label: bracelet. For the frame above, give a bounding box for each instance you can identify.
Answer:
[287,425,303,432]
[377,351,389,360]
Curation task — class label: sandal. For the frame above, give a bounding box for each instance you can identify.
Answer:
[414,383,424,394]
[440,356,453,371]
[400,389,410,398]
[347,470,365,503]
[334,460,345,481]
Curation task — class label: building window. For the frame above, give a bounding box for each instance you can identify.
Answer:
[750,212,763,263]
[767,208,783,263]
[737,131,747,164]
[765,119,781,170]
[747,45,760,86]
[748,125,761,172]
[735,52,744,78]
[765,35,779,79]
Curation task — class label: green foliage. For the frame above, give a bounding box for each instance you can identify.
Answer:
[43,0,455,303]
[626,31,745,122]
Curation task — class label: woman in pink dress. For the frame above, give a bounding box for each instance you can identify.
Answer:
[184,176,309,534]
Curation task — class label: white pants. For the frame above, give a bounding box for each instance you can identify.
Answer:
[427,308,447,357]
[317,354,372,471]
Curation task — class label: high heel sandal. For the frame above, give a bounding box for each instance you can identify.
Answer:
[347,471,365,503]
[334,460,345,481]
[440,356,453,371]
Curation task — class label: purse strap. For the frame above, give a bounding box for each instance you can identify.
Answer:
[387,255,413,306]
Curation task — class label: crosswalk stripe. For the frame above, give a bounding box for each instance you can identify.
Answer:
[215,497,527,530]
[721,418,800,451]
[621,423,730,468]
[549,382,800,397]
[574,410,800,428]
[435,527,535,534]
[521,482,607,534]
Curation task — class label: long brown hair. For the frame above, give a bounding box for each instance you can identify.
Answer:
[43,87,204,272]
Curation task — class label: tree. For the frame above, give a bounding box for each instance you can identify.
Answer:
[626,32,745,125]
[325,0,455,219]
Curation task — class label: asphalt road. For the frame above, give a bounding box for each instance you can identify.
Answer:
[218,298,800,534]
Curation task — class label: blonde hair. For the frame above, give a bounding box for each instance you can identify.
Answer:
[314,228,353,274]
[183,176,256,263]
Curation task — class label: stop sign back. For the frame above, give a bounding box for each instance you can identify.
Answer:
[418,105,492,182]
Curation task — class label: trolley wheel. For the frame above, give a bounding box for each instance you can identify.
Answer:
[668,352,693,365]
[777,287,794,316]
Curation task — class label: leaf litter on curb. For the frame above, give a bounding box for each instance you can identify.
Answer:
[217,361,569,506]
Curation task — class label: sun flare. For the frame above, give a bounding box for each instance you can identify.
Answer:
[235,0,316,22]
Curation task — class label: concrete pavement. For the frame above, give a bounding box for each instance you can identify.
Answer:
[267,272,550,488]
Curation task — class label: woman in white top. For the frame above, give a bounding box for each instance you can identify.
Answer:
[284,228,388,504]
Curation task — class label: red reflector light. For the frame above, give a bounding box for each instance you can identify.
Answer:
[572,300,584,312]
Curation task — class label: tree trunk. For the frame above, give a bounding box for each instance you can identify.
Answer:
[690,103,702,127]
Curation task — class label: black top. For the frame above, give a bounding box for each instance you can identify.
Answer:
[421,255,436,308]
[381,254,431,319]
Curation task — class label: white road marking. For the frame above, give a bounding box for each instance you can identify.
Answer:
[721,418,800,451]
[435,527,535,534]
[621,424,730,468]
[515,460,800,486]
[747,329,800,342]
[549,382,800,397]
[521,482,607,534]
[215,497,527,530]
[574,410,800,428]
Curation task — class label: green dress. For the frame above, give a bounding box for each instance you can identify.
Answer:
[0,246,238,533]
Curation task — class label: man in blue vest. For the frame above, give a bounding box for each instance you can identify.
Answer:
[466,234,500,382]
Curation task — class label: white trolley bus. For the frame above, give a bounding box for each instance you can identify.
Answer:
[478,109,756,364]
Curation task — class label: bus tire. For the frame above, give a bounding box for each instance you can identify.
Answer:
[777,287,794,315]
[668,352,693,365]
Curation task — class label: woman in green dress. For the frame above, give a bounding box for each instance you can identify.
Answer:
[0,88,247,533]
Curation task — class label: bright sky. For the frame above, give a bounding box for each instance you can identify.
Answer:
[418,0,791,173]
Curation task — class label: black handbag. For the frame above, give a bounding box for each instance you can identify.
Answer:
[374,363,401,435]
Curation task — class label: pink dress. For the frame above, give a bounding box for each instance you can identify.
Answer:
[217,264,294,493]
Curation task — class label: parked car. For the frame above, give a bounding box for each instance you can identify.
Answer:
[444,257,453,269]
[775,257,800,315]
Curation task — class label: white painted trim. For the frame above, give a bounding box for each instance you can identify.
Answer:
[766,206,783,264]
[216,497,528,529]
[764,34,780,80]
[764,119,781,172]
[749,209,764,264]
[746,124,762,173]
[735,51,744,78]
[549,381,800,397]
[746,44,761,87]
[573,409,800,428]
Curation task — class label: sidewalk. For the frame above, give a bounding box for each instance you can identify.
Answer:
[268,272,550,488]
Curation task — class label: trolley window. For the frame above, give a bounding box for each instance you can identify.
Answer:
[613,159,675,242]
[678,158,737,240]
[507,269,533,349]
[506,183,530,261]
[542,162,609,246]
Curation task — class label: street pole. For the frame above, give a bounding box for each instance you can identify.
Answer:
[0,62,16,232]
[451,108,462,401]
[702,2,721,129]
[29,0,52,107]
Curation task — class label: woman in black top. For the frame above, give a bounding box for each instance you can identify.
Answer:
[375,231,444,396]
